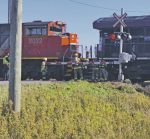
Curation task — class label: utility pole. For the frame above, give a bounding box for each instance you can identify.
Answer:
[9,0,22,112]
[8,0,12,23]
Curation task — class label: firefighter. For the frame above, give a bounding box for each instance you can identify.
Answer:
[91,59,99,82]
[73,52,83,80]
[3,53,9,80]
[99,59,108,81]
[41,57,48,80]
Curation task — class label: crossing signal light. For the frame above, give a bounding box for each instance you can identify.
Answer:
[127,34,132,40]
[121,33,132,40]
[109,33,117,41]
[109,33,132,41]
[117,34,121,40]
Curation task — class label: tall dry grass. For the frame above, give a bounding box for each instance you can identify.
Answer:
[0,81,150,139]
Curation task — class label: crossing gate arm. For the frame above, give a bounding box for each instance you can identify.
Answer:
[46,61,120,65]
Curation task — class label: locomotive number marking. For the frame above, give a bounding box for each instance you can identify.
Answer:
[28,38,43,44]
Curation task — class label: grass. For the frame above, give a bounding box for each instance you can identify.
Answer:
[0,81,150,139]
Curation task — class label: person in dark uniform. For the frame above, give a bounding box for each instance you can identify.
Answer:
[91,59,99,82]
[41,57,48,80]
[3,53,9,80]
[99,59,108,81]
[73,52,83,80]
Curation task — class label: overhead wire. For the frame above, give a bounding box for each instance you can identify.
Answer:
[68,0,119,12]
[68,0,149,14]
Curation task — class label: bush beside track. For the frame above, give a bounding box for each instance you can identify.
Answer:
[0,81,150,139]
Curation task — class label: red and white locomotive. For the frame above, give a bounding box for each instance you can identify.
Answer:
[0,20,78,80]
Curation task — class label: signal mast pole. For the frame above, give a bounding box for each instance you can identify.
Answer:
[9,0,22,112]
[118,8,124,81]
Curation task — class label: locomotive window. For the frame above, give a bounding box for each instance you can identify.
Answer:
[50,26,62,32]
[42,28,47,35]
[25,27,47,36]
[36,28,42,35]
[31,28,36,35]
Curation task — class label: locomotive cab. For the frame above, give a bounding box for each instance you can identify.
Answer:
[22,21,78,59]
[21,20,78,80]
[93,15,150,81]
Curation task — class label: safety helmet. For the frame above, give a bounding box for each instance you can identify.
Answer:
[43,57,47,61]
[74,53,78,57]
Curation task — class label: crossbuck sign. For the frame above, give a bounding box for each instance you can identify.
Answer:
[113,12,127,28]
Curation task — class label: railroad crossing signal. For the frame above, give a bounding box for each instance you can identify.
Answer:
[112,9,128,82]
[113,12,127,28]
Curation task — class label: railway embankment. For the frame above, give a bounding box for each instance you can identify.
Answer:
[0,81,150,138]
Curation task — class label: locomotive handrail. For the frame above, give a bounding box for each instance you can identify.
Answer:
[62,47,69,62]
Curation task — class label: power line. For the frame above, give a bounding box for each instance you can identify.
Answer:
[68,0,119,12]
[68,0,149,14]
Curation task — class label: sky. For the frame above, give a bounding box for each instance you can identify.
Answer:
[0,0,150,49]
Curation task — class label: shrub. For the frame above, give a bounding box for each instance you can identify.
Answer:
[0,81,150,138]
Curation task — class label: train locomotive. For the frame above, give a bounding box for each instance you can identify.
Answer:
[93,15,150,81]
[0,21,78,80]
